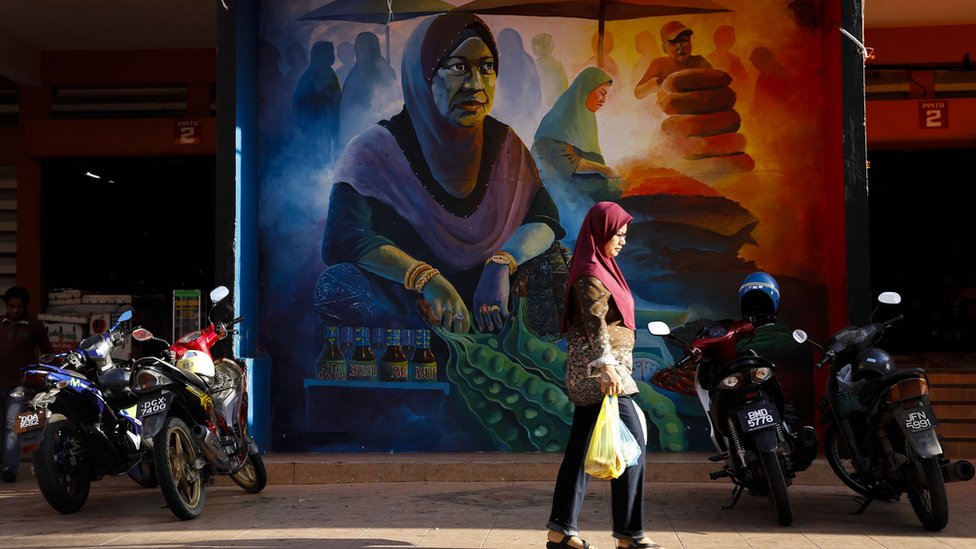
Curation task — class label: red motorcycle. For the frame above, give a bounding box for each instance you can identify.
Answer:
[131,286,266,520]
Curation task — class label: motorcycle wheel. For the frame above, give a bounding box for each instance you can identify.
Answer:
[34,416,91,514]
[904,444,949,531]
[230,451,268,493]
[823,423,871,497]
[759,450,793,526]
[154,416,206,520]
[127,457,158,488]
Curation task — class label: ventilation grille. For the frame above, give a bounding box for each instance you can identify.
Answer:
[0,166,16,294]
[0,78,17,127]
[51,85,216,119]
[866,69,976,100]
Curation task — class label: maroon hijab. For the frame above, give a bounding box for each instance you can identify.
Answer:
[563,201,635,331]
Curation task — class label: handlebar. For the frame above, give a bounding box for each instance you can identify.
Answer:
[882,314,904,330]
[674,347,701,369]
[815,349,835,369]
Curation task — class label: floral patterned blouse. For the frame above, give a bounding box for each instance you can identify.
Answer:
[564,275,638,406]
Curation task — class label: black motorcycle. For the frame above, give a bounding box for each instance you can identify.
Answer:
[648,319,818,526]
[128,286,266,520]
[792,291,974,531]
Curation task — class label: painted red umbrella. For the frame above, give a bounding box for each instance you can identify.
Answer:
[450,0,732,68]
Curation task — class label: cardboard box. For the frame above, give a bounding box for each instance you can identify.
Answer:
[82,294,133,305]
[48,288,82,305]
[40,319,85,355]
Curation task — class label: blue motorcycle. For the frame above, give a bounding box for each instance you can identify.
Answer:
[15,310,163,513]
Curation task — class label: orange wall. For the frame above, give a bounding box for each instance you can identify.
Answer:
[865,24,976,149]
[865,24,976,66]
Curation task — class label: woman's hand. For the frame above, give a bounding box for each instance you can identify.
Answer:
[422,274,470,333]
[473,262,511,332]
[598,363,624,395]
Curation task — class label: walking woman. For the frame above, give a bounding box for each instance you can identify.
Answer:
[546,202,660,549]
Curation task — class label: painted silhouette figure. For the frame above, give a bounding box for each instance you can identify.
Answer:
[707,25,749,86]
[577,30,620,83]
[338,31,398,146]
[492,27,543,139]
[283,42,308,93]
[258,42,291,161]
[749,46,794,116]
[631,30,659,90]
[335,41,356,87]
[292,40,342,165]
[531,33,569,111]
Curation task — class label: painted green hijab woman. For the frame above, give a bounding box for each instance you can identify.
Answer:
[531,66,620,246]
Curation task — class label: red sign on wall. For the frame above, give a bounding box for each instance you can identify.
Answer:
[918,101,949,129]
[175,119,202,145]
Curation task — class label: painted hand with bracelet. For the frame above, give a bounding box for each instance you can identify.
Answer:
[404,260,470,333]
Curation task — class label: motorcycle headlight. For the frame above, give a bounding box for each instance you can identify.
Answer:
[134,370,166,390]
[721,374,742,388]
[751,367,772,383]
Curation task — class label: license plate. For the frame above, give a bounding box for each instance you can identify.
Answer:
[737,401,781,433]
[13,410,45,434]
[898,404,939,433]
[137,393,173,418]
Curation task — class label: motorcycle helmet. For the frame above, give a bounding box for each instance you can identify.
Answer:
[739,271,780,326]
[853,347,894,380]
[176,349,216,378]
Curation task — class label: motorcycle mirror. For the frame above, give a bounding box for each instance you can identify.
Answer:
[109,309,134,332]
[792,329,808,344]
[877,291,901,305]
[131,328,154,342]
[647,321,671,336]
[210,286,230,304]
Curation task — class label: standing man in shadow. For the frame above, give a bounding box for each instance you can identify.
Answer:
[0,286,52,482]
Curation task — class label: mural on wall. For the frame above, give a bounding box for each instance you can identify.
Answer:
[256,0,830,453]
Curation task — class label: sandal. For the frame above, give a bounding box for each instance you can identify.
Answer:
[617,539,661,548]
[547,534,593,549]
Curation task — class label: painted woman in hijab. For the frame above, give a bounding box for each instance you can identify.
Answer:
[292,40,341,166]
[532,67,620,247]
[315,13,566,342]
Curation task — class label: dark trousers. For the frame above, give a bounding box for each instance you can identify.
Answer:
[547,394,647,541]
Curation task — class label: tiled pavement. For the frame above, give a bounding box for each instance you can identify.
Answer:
[0,453,973,548]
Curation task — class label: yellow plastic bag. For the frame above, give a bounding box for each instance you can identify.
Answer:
[584,395,626,480]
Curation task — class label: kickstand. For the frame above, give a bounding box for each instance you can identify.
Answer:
[722,484,744,510]
[850,495,873,515]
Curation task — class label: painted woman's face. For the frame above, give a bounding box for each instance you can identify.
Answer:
[604,224,628,258]
[431,37,496,127]
[585,83,611,112]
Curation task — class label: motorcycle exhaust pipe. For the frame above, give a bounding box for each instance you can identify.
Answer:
[798,426,819,447]
[943,459,975,483]
[190,424,232,469]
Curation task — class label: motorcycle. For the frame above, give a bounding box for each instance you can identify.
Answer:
[648,319,819,526]
[792,291,974,531]
[15,310,156,513]
[129,285,266,520]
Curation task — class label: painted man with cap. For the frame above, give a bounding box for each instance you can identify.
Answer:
[634,20,712,100]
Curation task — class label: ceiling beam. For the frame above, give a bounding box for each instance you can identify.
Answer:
[0,27,40,85]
